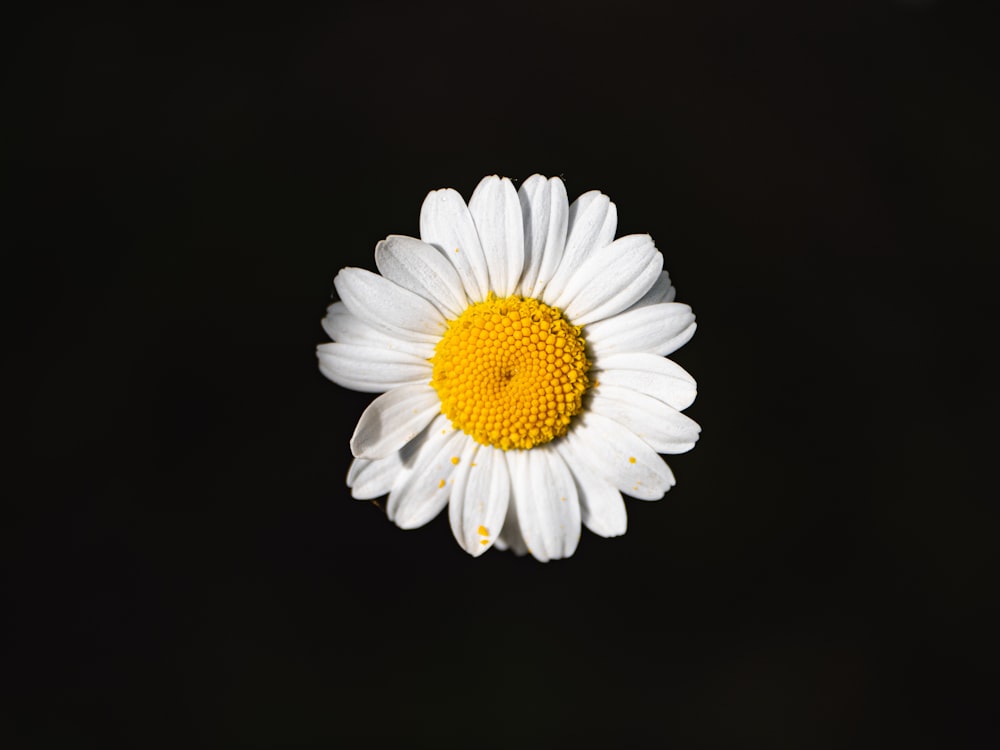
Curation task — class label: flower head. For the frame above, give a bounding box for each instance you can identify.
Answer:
[318,175,700,561]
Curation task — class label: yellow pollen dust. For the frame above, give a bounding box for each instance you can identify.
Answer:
[430,294,591,451]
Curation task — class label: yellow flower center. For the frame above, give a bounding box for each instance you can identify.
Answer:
[430,294,591,451]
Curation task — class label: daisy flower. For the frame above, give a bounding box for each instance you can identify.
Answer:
[318,175,700,561]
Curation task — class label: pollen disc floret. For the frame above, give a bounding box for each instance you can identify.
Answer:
[430,294,590,451]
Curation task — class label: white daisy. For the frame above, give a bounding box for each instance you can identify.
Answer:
[318,175,700,561]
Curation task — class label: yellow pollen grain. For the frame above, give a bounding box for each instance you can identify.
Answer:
[480,539,489,546]
[431,294,591,451]
[450,456,460,465]
[477,525,489,537]
[438,479,446,488]
[629,456,637,464]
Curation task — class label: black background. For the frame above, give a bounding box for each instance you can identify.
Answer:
[5,1,998,747]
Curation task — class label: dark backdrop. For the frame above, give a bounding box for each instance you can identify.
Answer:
[5,1,997,747]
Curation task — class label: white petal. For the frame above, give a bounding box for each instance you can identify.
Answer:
[554,440,627,538]
[508,448,581,562]
[387,419,467,529]
[630,270,676,308]
[374,235,468,318]
[592,352,697,411]
[448,443,510,557]
[494,493,529,556]
[585,302,696,357]
[589,384,701,454]
[468,176,524,298]
[346,457,369,487]
[566,190,618,262]
[349,383,441,460]
[334,268,445,343]
[317,343,431,394]
[347,455,404,500]
[569,412,675,500]
[517,175,569,298]
[321,302,435,359]
[553,234,663,326]
[544,190,617,301]
[419,188,490,302]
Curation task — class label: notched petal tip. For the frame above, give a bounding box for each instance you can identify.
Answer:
[465,538,495,558]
